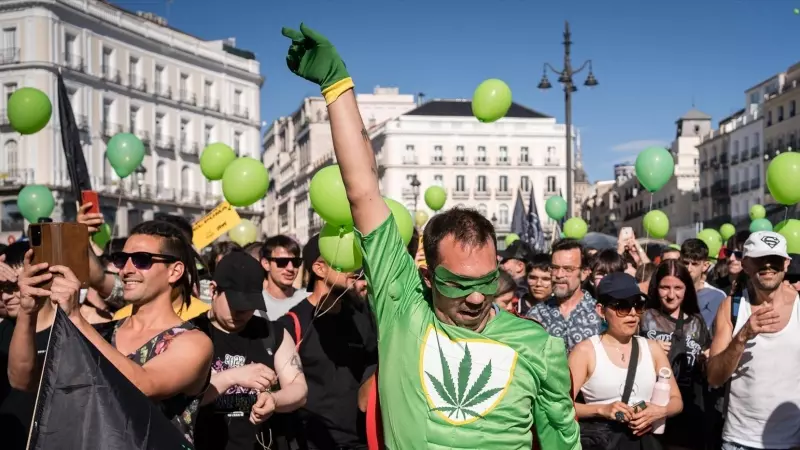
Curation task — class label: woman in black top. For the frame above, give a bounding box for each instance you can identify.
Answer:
[641,260,711,450]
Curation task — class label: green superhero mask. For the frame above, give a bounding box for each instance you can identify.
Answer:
[433,265,499,298]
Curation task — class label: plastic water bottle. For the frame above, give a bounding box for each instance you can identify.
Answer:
[651,367,672,435]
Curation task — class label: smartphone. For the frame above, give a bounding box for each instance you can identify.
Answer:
[619,227,633,242]
[81,190,100,215]
[29,220,90,289]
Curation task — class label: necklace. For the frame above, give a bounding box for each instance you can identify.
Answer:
[602,336,630,363]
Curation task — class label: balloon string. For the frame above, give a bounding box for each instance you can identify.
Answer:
[645,192,653,242]
[785,206,789,223]
[112,191,123,238]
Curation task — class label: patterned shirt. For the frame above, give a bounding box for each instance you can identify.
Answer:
[525,290,602,351]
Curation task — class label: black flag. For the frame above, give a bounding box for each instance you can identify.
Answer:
[27,309,193,450]
[57,70,92,198]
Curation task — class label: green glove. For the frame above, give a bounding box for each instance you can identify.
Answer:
[281,23,353,104]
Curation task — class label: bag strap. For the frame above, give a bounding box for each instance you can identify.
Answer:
[620,337,640,404]
[668,311,686,362]
[286,311,302,350]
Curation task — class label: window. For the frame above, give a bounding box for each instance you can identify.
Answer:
[155,113,164,140]
[455,145,465,162]
[733,140,739,156]
[404,145,415,163]
[792,100,797,118]
[234,89,243,112]
[434,174,443,187]
[750,92,759,105]
[233,131,242,153]
[129,106,138,133]
[433,145,443,162]
[498,204,509,225]
[3,27,17,51]
[520,146,529,163]
[520,176,530,191]
[754,132,760,146]
[102,99,113,131]
[499,175,508,192]
[476,175,486,192]
[101,47,112,75]
[499,146,508,163]
[156,161,167,188]
[779,106,785,122]
[129,57,139,86]
[64,33,76,64]
[204,124,213,145]
[546,146,556,163]
[547,176,557,193]
[155,65,164,92]
[477,204,487,217]
[456,175,465,192]
[5,139,18,173]
[477,146,486,162]
[180,73,189,98]
[181,166,191,192]
[180,119,189,144]
[4,83,16,101]
[744,136,749,152]
[768,110,773,126]
[204,80,213,103]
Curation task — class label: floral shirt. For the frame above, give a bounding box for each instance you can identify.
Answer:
[112,320,206,443]
[525,290,602,351]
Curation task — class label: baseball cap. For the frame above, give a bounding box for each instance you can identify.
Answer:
[743,231,791,260]
[596,272,647,305]
[213,252,266,311]
[303,234,321,292]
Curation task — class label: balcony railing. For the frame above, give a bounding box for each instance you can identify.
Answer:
[203,97,220,112]
[544,157,560,166]
[155,135,175,151]
[62,53,84,72]
[474,157,488,165]
[741,151,749,162]
[179,90,197,106]
[518,157,531,165]
[751,146,760,159]
[474,189,491,199]
[0,48,19,65]
[751,178,761,190]
[101,65,121,84]
[453,157,467,165]
[101,122,122,138]
[0,168,35,187]
[430,157,445,165]
[154,84,171,99]
[496,157,510,165]
[128,74,146,92]
[451,188,470,199]
[232,105,249,119]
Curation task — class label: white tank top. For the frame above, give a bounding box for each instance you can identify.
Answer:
[724,292,800,448]
[581,335,657,406]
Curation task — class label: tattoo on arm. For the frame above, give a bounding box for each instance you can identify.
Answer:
[361,127,370,142]
[289,353,303,373]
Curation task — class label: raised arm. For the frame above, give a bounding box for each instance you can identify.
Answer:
[281,23,389,235]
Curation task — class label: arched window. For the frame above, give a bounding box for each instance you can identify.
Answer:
[4,140,18,174]
[477,203,487,217]
[180,165,191,193]
[102,151,115,184]
[156,161,167,187]
[498,204,509,224]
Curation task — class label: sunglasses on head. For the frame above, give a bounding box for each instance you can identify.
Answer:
[606,298,646,317]
[269,257,302,269]
[722,248,743,259]
[110,252,178,270]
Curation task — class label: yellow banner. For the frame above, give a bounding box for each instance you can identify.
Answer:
[192,202,241,250]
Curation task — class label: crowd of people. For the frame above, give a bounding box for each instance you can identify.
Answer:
[0,22,798,450]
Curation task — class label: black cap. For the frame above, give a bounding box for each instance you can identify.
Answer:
[213,252,265,311]
[303,234,321,292]
[500,240,532,263]
[596,272,646,304]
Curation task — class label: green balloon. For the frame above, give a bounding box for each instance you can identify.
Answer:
[17,185,55,223]
[471,79,512,123]
[106,133,145,178]
[563,217,588,240]
[697,229,723,259]
[424,186,447,211]
[643,210,669,239]
[504,233,520,247]
[767,153,800,205]
[720,223,736,241]
[200,143,236,181]
[92,223,112,249]
[309,165,352,227]
[749,204,766,220]
[221,157,269,207]
[414,210,429,228]
[545,196,567,221]
[229,219,258,246]
[775,219,800,254]
[749,218,773,233]
[385,198,413,246]
[7,87,52,135]
[635,147,675,192]
[319,223,363,272]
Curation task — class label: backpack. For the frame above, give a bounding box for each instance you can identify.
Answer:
[285,311,302,350]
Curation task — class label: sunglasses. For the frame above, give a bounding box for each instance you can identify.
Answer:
[722,248,743,259]
[110,252,178,270]
[607,299,646,317]
[269,257,302,269]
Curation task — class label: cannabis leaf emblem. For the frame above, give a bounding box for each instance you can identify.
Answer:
[425,342,504,421]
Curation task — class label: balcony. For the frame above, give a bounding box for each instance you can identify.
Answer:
[0,168,35,188]
[179,141,200,157]
[402,155,418,165]
[137,131,151,148]
[751,178,761,190]
[77,114,89,131]
[544,157,560,166]
[430,157,445,165]
[751,146,760,159]
[179,90,197,106]
[203,97,220,112]
[101,66,121,84]
[101,122,123,139]
[730,184,739,195]
[0,47,19,65]
[740,151,749,162]
[719,154,728,165]
[518,157,531,166]
[731,154,739,165]
[495,188,512,199]
[232,105,249,119]
[474,189,491,199]
[62,53,84,72]
[154,134,175,152]
[453,157,467,165]
[128,74,146,92]
[496,157,510,166]
[739,181,748,193]
[156,187,176,202]
[155,84,172,99]
[451,188,470,200]
[474,157,488,165]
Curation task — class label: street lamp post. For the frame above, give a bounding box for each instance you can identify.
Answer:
[135,166,147,198]
[537,21,598,218]
[410,175,421,213]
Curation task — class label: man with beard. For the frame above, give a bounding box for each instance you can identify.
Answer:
[277,234,377,449]
[707,231,800,449]
[260,236,307,320]
[527,239,602,351]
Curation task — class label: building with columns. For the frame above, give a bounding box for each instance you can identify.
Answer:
[0,0,263,241]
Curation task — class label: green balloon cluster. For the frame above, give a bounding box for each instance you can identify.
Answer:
[749,204,766,220]
[200,143,237,181]
[424,186,447,211]
[643,210,669,239]
[310,165,352,226]
[635,147,674,192]
[414,210,429,228]
[17,185,55,223]
[222,157,269,207]
[775,219,800,254]
[750,218,772,233]
[767,153,800,205]
[720,223,736,241]
[545,196,567,221]
[563,217,588,240]
[107,133,145,178]
[697,229,723,260]
[472,79,512,123]
[229,219,258,246]
[319,224,363,273]
[7,87,52,135]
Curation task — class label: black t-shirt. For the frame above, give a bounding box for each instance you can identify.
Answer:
[278,298,378,449]
[194,315,286,450]
[0,318,116,450]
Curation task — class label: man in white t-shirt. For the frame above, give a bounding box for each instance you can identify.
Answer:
[258,235,308,320]
[707,231,800,450]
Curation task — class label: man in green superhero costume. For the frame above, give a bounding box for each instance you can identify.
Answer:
[281,24,580,449]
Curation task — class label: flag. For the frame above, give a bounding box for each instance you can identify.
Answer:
[57,70,92,199]
[511,189,546,253]
[27,309,193,450]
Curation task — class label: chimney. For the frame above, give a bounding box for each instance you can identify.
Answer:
[416,92,425,107]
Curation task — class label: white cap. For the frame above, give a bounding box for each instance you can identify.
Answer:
[743,231,791,259]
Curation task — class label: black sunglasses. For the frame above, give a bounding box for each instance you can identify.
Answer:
[269,257,302,269]
[722,248,743,259]
[110,252,178,270]
[607,299,646,317]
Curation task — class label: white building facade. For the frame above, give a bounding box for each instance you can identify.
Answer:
[0,0,263,241]
[262,87,416,243]
[726,111,763,222]
[369,99,570,246]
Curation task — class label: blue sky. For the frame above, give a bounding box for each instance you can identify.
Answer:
[118,0,799,182]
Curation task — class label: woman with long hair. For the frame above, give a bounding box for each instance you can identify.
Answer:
[642,260,711,450]
[570,273,682,450]
[583,249,627,299]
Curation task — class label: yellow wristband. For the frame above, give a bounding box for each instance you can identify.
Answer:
[322,77,354,105]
